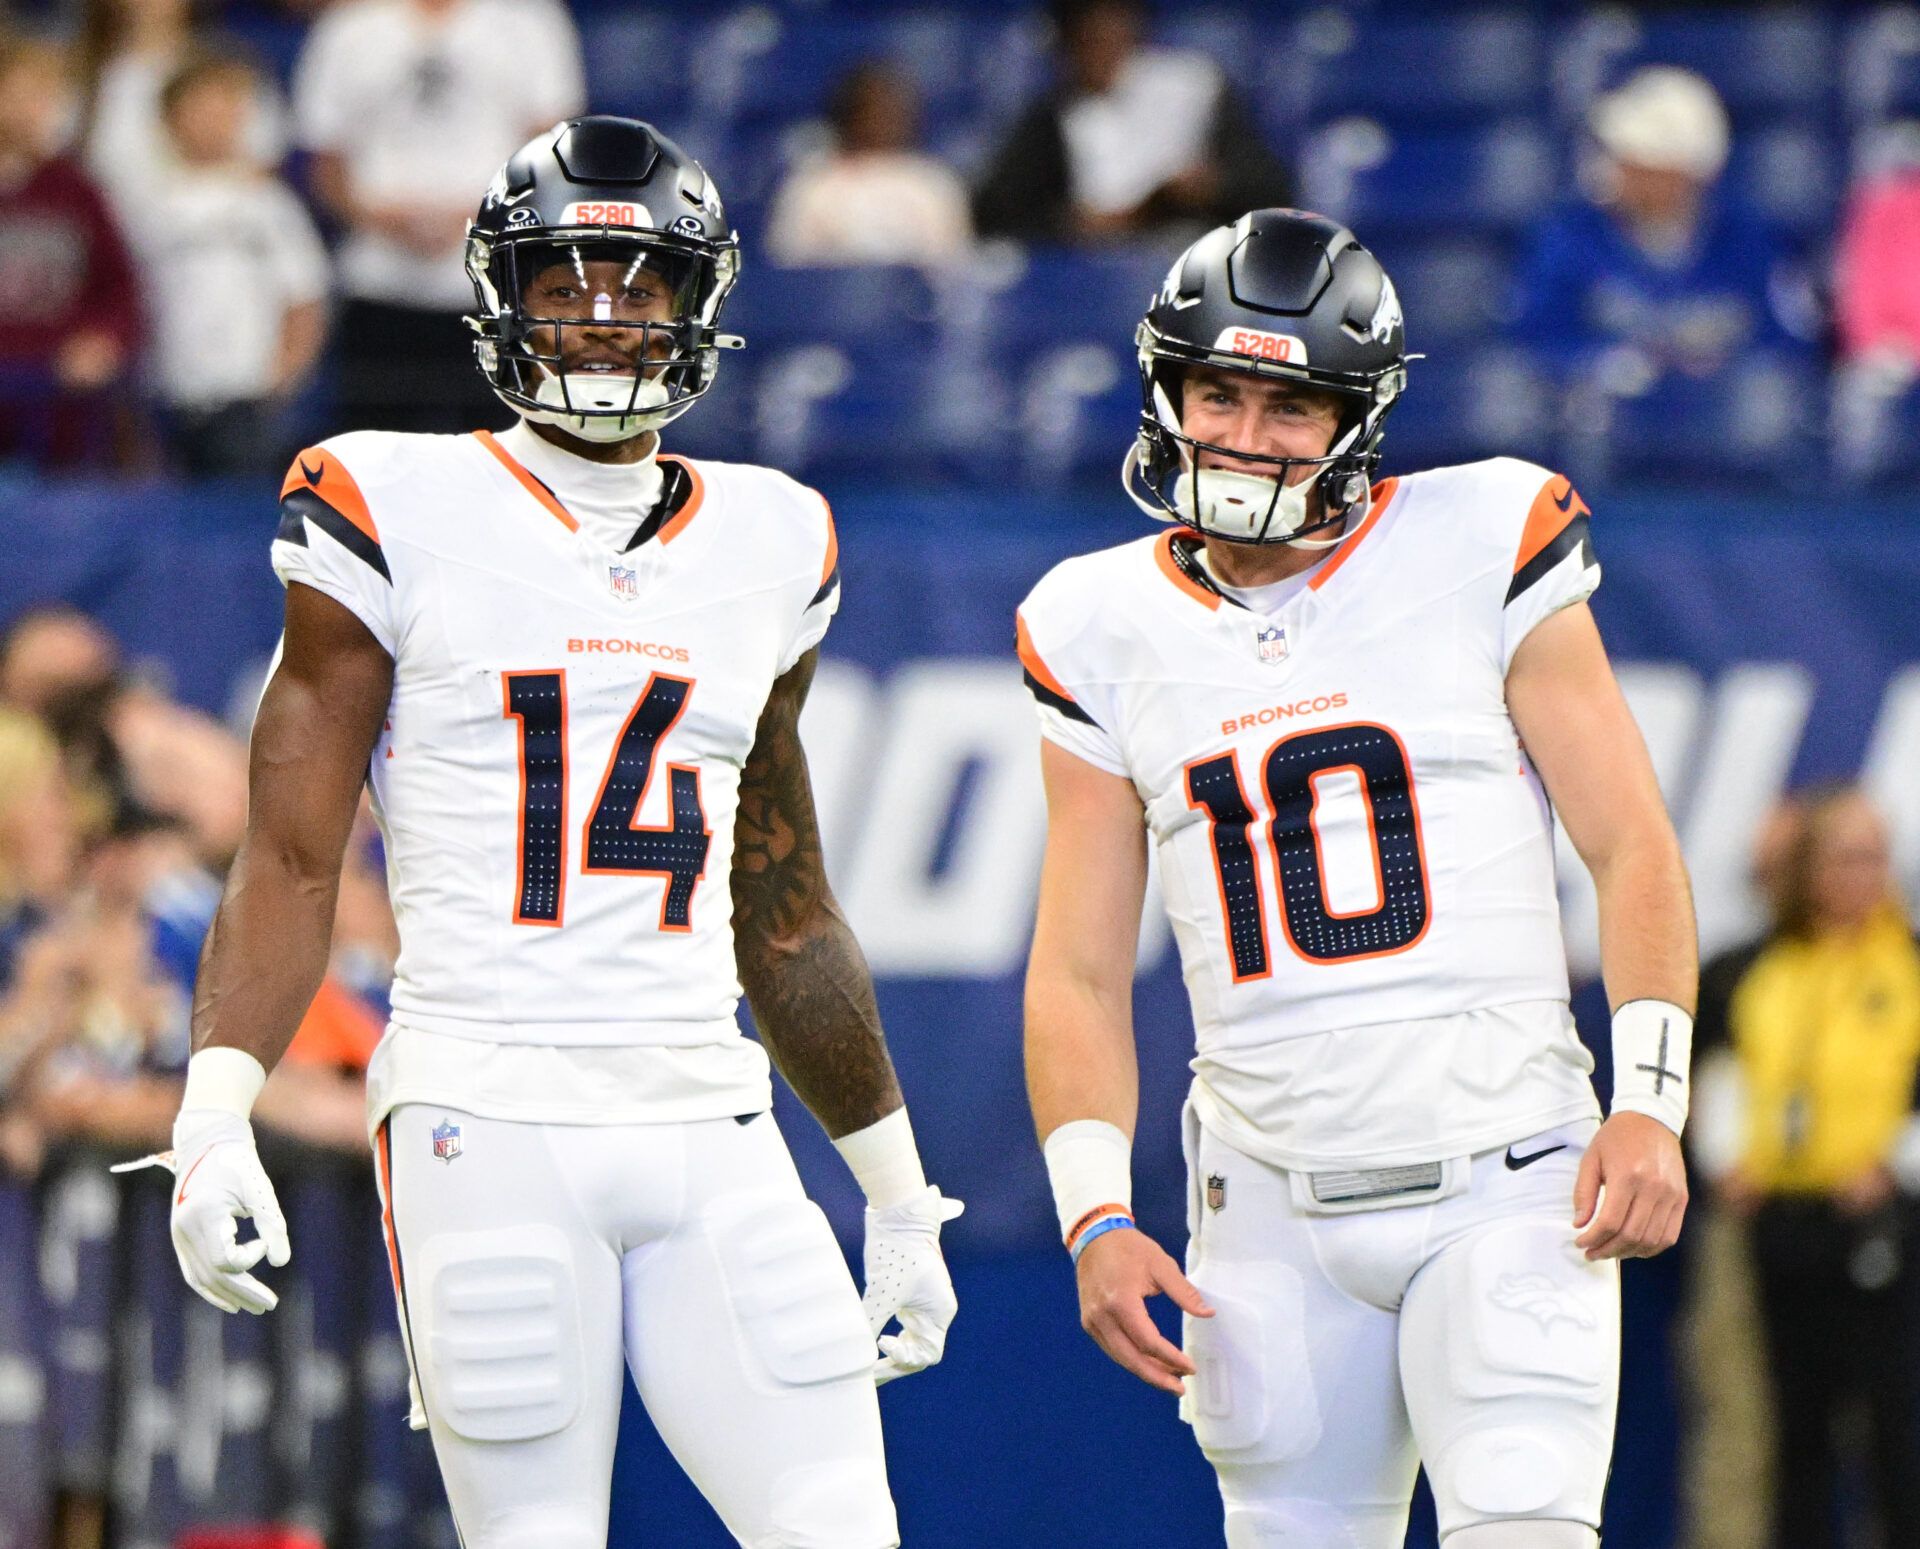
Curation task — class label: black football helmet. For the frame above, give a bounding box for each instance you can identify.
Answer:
[1126,209,1409,544]
[465,117,741,442]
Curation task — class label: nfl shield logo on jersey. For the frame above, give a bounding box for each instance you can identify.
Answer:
[1206,1173,1228,1212]
[607,562,640,602]
[431,1119,463,1163]
[1254,623,1289,664]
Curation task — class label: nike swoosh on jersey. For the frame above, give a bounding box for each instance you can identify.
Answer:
[1504,1142,1568,1171]
[300,457,325,487]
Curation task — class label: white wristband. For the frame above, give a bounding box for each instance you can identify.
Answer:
[832,1108,927,1210]
[1042,1119,1133,1244]
[1609,999,1692,1137]
[180,1047,268,1120]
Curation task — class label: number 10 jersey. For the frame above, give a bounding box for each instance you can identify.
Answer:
[1017,458,1607,1169]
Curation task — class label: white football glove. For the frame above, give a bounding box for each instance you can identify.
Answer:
[860,1185,963,1385]
[126,1109,292,1314]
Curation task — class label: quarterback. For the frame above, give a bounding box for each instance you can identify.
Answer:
[1021,210,1694,1547]
[140,118,960,1548]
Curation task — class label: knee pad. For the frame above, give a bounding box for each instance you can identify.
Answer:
[1181,1260,1321,1463]
[414,1224,582,1443]
[1223,1501,1394,1549]
[1445,1521,1597,1548]
[760,1458,898,1548]
[709,1197,874,1389]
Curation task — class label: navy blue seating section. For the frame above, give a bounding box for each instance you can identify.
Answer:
[203,1,1919,489]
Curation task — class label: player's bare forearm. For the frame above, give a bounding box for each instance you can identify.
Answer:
[1588,831,1697,1014]
[1025,972,1139,1142]
[1506,602,1698,1012]
[731,649,903,1138]
[191,583,392,1073]
[1024,738,1150,1142]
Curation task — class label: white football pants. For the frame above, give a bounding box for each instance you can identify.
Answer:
[373,1105,897,1549]
[1180,1113,1619,1547]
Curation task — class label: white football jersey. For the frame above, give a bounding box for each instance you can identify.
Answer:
[271,426,839,1122]
[1018,458,1607,1168]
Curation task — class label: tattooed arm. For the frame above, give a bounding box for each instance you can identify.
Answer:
[731,647,903,1137]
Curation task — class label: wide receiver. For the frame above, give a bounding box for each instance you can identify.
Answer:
[1020,209,1694,1547]
[143,118,960,1548]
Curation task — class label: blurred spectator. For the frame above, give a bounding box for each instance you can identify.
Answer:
[76,0,285,222]
[972,0,1289,245]
[1712,787,1920,1549]
[124,48,328,476]
[767,61,973,268]
[1,605,248,869]
[0,710,83,985]
[1681,796,1806,1549]
[0,605,118,718]
[291,0,584,434]
[0,32,144,469]
[1836,131,1920,375]
[1513,67,1811,380]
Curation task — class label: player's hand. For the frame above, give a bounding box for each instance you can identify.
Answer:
[1074,1226,1213,1396]
[166,1109,292,1314]
[860,1185,963,1385]
[1573,1111,1688,1261]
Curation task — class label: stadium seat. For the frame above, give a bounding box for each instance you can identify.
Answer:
[1843,6,1920,123]
[1362,228,1519,345]
[1555,7,1839,122]
[1723,121,1843,241]
[1561,349,1825,489]
[581,12,701,125]
[1376,342,1557,474]
[1262,8,1549,136]
[1298,119,1561,233]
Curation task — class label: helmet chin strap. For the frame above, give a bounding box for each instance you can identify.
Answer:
[519,364,673,443]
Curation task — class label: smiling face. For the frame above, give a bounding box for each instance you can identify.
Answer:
[1180,365,1347,482]
[520,252,682,380]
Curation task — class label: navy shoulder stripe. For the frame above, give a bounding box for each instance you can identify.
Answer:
[1024,668,1099,727]
[808,565,840,610]
[1505,514,1591,605]
[280,487,392,582]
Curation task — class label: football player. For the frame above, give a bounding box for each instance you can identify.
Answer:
[1020,209,1694,1548]
[141,118,961,1548]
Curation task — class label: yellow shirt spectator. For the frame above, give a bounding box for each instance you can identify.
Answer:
[1732,904,1920,1193]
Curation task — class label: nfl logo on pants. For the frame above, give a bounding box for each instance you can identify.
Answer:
[432,1119,463,1163]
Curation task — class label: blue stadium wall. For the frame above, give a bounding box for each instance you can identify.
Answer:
[3,473,1919,1549]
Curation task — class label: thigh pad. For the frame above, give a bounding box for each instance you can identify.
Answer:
[1182,1258,1322,1463]
[708,1196,874,1390]
[414,1224,583,1443]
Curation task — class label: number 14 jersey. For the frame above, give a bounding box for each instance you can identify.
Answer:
[271,425,839,1129]
[1017,458,1607,1169]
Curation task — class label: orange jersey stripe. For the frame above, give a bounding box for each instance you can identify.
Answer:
[1015,614,1079,704]
[657,456,707,543]
[1309,478,1399,593]
[282,447,379,545]
[1514,474,1591,574]
[1155,531,1223,610]
[472,430,580,532]
[819,498,839,587]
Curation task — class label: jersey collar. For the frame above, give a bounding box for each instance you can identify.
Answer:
[1151,477,1401,611]
[473,429,706,549]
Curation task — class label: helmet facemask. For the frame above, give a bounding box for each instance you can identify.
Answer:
[1124,322,1405,548]
[466,228,741,443]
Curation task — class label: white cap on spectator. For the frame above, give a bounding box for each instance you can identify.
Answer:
[1588,66,1731,182]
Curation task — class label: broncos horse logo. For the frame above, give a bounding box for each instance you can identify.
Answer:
[1490,1272,1598,1334]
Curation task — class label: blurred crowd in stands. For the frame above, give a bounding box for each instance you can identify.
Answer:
[5,1,1920,1544]
[1,0,1918,484]
[0,604,392,1188]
